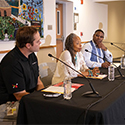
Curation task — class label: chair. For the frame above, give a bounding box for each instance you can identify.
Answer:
[113,57,121,63]
[0,118,16,125]
[39,62,57,87]
[0,101,19,125]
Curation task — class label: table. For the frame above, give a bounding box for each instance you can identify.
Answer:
[17,68,125,124]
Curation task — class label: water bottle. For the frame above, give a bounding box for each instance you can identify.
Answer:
[108,63,115,81]
[63,77,72,100]
[121,54,125,69]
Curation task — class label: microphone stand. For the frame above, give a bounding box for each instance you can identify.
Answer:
[48,53,101,98]
[111,43,125,71]
[111,43,125,52]
[85,49,125,78]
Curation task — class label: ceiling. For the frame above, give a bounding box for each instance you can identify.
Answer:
[94,0,125,2]
[56,0,125,4]
[56,0,72,2]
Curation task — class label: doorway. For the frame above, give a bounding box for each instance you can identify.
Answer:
[55,0,73,59]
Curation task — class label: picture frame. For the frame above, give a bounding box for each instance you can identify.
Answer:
[0,0,44,41]
[74,13,79,23]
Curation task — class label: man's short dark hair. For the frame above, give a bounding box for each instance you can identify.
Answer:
[94,29,104,35]
[16,26,38,48]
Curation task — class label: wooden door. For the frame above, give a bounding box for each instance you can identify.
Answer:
[56,3,64,59]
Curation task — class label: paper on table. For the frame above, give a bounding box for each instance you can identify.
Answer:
[53,82,84,89]
[42,86,76,94]
[86,74,107,79]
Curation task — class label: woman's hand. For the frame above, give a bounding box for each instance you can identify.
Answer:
[92,67,100,76]
[77,67,100,77]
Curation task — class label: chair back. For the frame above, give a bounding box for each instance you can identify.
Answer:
[39,62,56,87]
[0,101,19,125]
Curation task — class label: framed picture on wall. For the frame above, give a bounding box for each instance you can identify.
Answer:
[0,0,44,41]
[31,21,41,36]
[74,13,79,23]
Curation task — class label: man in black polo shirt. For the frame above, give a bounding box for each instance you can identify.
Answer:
[0,26,44,118]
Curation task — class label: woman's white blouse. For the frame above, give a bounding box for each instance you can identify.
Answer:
[52,50,88,85]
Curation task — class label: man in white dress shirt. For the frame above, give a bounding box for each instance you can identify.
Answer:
[81,29,113,68]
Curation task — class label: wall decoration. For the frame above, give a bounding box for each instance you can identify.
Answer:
[74,13,79,23]
[31,20,41,36]
[81,0,83,4]
[0,0,43,41]
[74,13,79,30]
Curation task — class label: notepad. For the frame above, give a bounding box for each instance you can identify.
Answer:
[42,86,75,94]
[42,82,84,94]
[86,74,107,79]
[53,82,84,89]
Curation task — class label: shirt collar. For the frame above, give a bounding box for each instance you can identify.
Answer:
[15,46,29,61]
[92,40,96,46]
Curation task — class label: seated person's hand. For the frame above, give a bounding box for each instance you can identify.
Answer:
[84,68,100,77]
[97,42,107,51]
[78,67,100,77]
[92,67,100,76]
[101,62,110,68]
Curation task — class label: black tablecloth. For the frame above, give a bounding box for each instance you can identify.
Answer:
[17,68,125,124]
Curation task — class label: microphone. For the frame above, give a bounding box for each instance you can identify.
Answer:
[48,53,101,98]
[110,43,125,52]
[111,43,125,70]
[85,49,124,78]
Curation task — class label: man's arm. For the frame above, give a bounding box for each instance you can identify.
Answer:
[101,61,110,68]
[81,43,102,68]
[96,42,112,68]
[13,90,30,101]
[13,77,44,101]
[98,42,113,63]
[98,42,107,51]
[36,76,44,91]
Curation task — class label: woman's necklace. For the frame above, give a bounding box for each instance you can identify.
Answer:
[74,54,77,64]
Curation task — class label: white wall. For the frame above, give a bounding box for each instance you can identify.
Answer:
[43,0,56,45]
[0,41,15,61]
[105,1,125,58]
[0,0,108,62]
[73,0,108,41]
[94,0,125,2]
[0,0,56,61]
[63,1,74,48]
